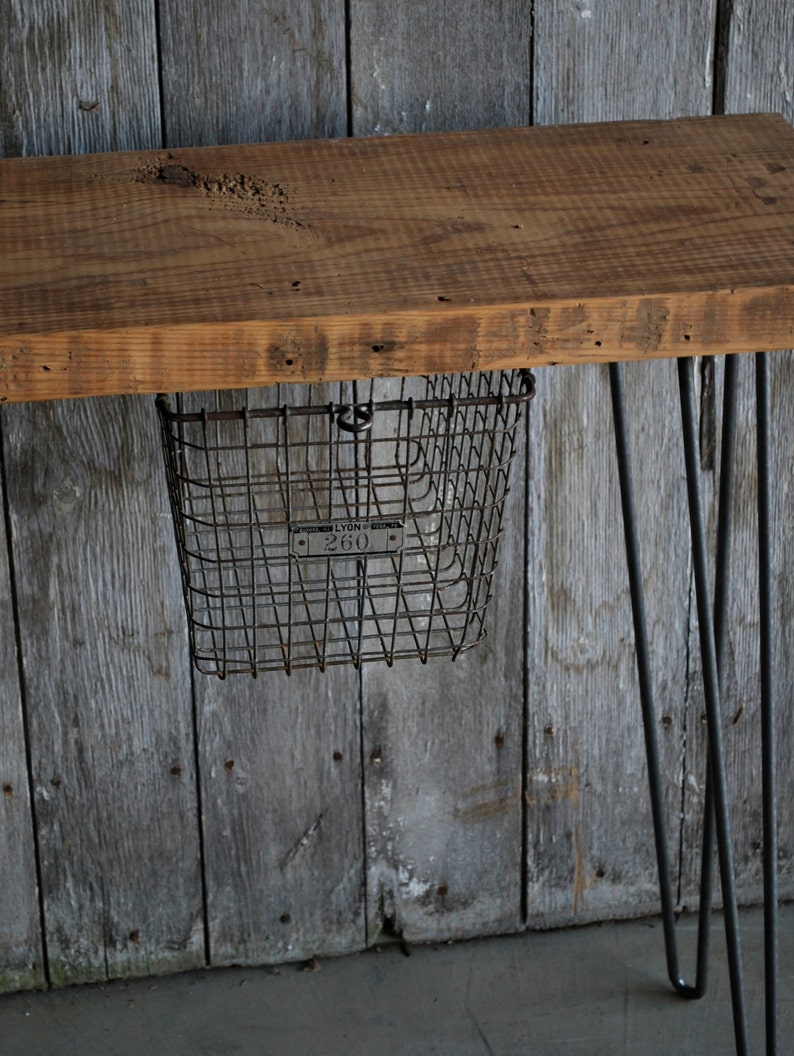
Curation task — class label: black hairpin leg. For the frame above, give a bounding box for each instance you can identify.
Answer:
[609,360,714,999]
[678,355,749,1053]
[610,352,780,1055]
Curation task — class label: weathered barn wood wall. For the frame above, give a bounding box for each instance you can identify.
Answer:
[692,0,794,904]
[157,1,365,972]
[525,0,715,927]
[351,0,532,946]
[0,0,791,991]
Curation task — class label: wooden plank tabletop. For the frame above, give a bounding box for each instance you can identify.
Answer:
[1,112,794,402]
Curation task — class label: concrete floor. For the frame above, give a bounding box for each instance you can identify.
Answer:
[2,906,792,1056]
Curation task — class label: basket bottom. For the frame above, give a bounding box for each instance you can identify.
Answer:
[186,550,494,677]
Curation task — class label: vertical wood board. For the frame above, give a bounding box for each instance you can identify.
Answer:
[527,0,716,927]
[4,395,204,985]
[157,0,365,967]
[362,455,528,943]
[195,668,365,964]
[0,0,161,157]
[0,9,48,990]
[159,0,347,148]
[0,1,204,986]
[525,358,694,924]
[533,0,716,127]
[350,0,532,944]
[675,0,794,902]
[0,469,43,992]
[351,0,531,136]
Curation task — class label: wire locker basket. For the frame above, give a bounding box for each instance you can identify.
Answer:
[157,370,534,676]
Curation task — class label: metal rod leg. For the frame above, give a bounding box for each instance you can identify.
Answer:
[609,361,705,996]
[756,351,778,1056]
[696,352,740,987]
[678,356,749,1055]
[676,353,742,997]
[610,357,737,997]
[714,354,739,684]
[612,354,774,1054]
[611,357,742,1009]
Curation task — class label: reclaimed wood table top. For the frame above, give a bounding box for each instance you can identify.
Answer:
[1,112,793,402]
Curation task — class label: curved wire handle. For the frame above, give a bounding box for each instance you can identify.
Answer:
[334,403,374,433]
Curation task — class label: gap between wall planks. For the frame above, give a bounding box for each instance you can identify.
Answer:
[2,115,794,403]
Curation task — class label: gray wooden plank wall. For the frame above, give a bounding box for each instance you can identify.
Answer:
[0,0,791,992]
[352,0,532,947]
[526,0,715,926]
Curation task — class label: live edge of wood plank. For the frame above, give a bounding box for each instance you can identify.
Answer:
[2,113,793,402]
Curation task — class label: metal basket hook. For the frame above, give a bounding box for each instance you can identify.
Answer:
[335,403,373,433]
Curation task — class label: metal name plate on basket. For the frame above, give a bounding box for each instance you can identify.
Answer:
[290,520,405,558]
[157,370,534,676]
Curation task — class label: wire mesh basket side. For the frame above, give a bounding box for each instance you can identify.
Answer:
[157,370,534,676]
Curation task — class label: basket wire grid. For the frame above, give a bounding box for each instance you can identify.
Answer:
[157,369,534,676]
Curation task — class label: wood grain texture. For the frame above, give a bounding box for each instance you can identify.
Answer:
[2,114,794,402]
[157,1,366,967]
[362,454,527,943]
[526,0,717,927]
[350,0,531,135]
[0,471,44,992]
[525,358,696,925]
[0,1,204,986]
[158,0,346,148]
[675,0,794,905]
[0,0,161,158]
[4,396,204,985]
[534,0,717,126]
[194,666,365,965]
[350,0,530,945]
